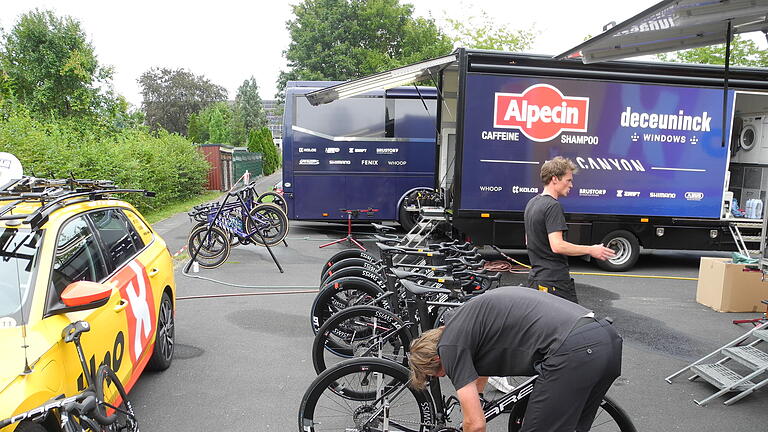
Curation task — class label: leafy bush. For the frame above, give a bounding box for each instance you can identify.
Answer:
[0,105,209,212]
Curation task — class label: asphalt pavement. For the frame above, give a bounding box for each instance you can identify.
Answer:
[131,173,768,431]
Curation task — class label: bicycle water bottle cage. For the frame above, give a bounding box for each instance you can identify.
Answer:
[62,321,90,343]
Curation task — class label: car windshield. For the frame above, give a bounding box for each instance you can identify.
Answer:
[0,228,41,327]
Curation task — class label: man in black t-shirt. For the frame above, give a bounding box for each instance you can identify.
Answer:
[408,287,623,432]
[524,156,615,303]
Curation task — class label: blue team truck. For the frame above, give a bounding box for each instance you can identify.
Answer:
[281,81,438,230]
[308,49,768,271]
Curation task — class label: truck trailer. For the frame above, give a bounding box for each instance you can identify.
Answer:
[282,81,439,230]
[307,49,768,271]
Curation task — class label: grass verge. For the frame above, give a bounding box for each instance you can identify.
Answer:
[143,191,222,224]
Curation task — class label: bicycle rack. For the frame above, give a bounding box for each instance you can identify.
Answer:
[185,174,285,273]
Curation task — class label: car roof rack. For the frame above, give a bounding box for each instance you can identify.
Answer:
[0,176,156,229]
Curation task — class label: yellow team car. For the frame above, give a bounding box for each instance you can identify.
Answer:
[0,177,176,432]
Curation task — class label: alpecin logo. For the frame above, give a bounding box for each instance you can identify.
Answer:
[494,84,589,142]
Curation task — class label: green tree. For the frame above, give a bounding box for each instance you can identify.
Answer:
[187,101,245,146]
[278,0,453,96]
[208,105,230,144]
[0,9,116,118]
[236,77,267,131]
[139,67,227,135]
[443,10,536,52]
[187,112,207,143]
[247,128,265,153]
[656,34,768,66]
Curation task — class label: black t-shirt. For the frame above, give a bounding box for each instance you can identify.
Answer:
[524,194,569,281]
[438,287,590,390]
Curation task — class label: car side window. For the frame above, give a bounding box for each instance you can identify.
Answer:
[88,209,144,269]
[51,216,109,295]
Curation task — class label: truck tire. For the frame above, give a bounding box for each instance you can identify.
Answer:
[596,230,640,272]
[398,199,420,232]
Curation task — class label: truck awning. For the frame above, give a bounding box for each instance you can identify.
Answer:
[555,0,768,63]
[305,53,457,106]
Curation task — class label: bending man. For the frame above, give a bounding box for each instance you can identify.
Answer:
[408,287,623,432]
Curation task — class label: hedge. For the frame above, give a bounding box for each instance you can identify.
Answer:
[0,106,209,212]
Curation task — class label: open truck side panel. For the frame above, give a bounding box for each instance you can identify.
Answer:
[443,50,768,270]
[282,81,437,226]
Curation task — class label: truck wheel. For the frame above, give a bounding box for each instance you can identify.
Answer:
[398,199,420,232]
[596,230,640,272]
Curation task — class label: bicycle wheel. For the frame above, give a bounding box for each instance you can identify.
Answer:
[187,225,230,269]
[507,395,636,432]
[94,364,139,432]
[256,191,288,214]
[310,277,387,334]
[298,358,435,432]
[322,266,387,292]
[312,305,411,374]
[245,203,289,246]
[320,249,380,280]
[321,258,385,284]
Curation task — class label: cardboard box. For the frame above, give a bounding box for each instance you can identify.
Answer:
[696,257,768,313]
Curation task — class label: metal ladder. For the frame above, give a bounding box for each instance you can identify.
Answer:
[398,206,446,249]
[728,221,764,257]
[665,321,768,405]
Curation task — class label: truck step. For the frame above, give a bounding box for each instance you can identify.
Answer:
[731,222,764,228]
[722,346,768,370]
[690,364,755,391]
[753,329,768,343]
[740,236,762,242]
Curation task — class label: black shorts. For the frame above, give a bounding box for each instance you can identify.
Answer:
[526,277,578,303]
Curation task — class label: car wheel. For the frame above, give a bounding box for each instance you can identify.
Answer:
[147,292,174,371]
[595,230,640,272]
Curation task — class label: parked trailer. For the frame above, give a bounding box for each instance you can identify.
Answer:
[308,50,768,271]
[282,81,438,230]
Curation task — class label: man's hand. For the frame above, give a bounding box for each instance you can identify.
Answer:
[589,244,616,261]
[456,381,486,432]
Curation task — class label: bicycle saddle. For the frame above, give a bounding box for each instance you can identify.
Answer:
[373,234,400,245]
[399,279,453,296]
[391,268,448,280]
[371,223,396,234]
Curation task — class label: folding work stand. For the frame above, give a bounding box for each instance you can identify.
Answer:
[319,208,378,251]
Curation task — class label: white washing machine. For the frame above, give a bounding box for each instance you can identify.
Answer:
[733,114,768,164]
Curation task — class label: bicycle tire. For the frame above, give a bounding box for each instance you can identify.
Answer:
[94,364,139,432]
[245,203,289,246]
[312,305,411,374]
[298,357,435,432]
[507,394,636,432]
[321,265,387,291]
[321,258,385,284]
[320,249,380,280]
[256,191,288,214]
[310,277,387,335]
[187,225,230,269]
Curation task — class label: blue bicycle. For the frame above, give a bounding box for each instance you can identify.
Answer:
[187,182,289,269]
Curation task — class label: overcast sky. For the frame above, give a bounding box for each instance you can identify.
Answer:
[1,1,765,108]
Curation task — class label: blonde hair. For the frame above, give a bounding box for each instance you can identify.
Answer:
[408,327,445,390]
[540,156,577,185]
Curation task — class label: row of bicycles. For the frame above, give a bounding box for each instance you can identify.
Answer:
[186,182,289,269]
[1,321,137,432]
[298,225,637,431]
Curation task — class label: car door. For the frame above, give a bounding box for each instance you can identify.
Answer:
[47,214,125,393]
[87,208,157,387]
